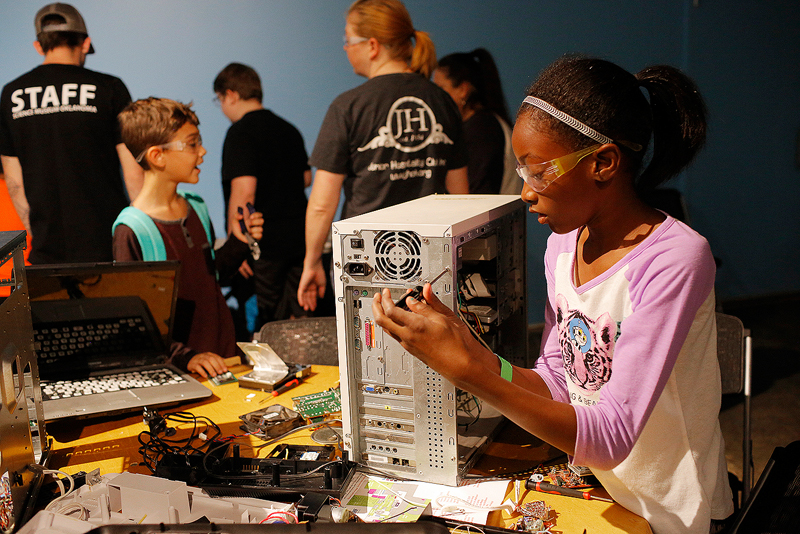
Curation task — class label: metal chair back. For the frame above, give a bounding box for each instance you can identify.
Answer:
[716,312,754,503]
[256,317,339,366]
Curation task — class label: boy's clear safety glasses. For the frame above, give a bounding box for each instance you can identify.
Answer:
[515,144,600,192]
[135,136,204,163]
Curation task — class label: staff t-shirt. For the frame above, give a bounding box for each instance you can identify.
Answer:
[0,64,131,263]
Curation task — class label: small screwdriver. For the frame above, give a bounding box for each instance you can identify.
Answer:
[272,378,301,397]
[525,479,614,503]
[237,203,261,260]
[395,267,450,310]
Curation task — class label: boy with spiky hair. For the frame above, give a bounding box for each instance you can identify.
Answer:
[113,97,264,378]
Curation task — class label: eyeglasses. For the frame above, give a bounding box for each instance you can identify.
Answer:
[212,94,223,106]
[343,34,368,47]
[135,136,204,163]
[516,144,600,192]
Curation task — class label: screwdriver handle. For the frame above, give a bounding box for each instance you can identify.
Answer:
[395,268,450,310]
[395,286,423,310]
[525,480,613,502]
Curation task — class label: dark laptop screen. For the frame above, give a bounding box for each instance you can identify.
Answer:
[25,261,180,346]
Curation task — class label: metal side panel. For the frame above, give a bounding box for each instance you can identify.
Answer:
[1,231,46,532]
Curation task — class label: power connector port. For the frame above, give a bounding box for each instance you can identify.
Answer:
[344,262,373,277]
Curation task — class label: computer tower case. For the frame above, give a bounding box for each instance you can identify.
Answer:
[332,195,527,486]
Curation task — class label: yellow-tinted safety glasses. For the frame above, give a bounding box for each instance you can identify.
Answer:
[515,144,600,192]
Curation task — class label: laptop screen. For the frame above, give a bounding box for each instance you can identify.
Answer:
[25,261,180,346]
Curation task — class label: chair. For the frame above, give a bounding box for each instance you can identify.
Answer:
[255,317,339,366]
[727,440,800,533]
[716,312,753,504]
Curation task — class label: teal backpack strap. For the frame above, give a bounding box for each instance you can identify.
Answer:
[178,190,215,263]
[112,206,167,262]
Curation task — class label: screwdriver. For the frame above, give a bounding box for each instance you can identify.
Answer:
[237,203,261,260]
[525,479,614,503]
[395,267,450,310]
[272,378,301,397]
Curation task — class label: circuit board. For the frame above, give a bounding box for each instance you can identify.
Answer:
[292,387,341,422]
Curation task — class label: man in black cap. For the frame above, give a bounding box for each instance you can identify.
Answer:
[0,3,142,264]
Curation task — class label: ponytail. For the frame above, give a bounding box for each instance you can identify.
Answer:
[410,30,437,78]
[635,66,707,191]
[471,48,510,125]
[437,48,510,125]
[349,0,435,77]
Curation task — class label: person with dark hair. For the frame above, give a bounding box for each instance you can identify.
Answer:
[297,0,469,312]
[0,3,143,264]
[372,55,734,533]
[433,48,518,194]
[213,63,312,336]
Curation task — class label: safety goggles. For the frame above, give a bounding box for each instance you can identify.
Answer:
[515,144,600,192]
[135,136,203,163]
[343,35,368,47]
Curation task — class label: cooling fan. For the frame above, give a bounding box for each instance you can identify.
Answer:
[373,230,422,281]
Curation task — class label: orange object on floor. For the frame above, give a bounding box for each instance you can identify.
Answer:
[0,176,31,296]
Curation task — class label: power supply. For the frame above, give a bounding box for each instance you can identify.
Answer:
[331,195,527,486]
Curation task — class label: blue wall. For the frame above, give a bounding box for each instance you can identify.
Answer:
[2,0,798,321]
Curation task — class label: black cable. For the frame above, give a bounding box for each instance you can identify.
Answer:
[136,410,222,473]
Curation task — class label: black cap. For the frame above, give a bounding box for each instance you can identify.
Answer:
[34,3,95,54]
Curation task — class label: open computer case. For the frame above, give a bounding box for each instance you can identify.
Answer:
[332,195,527,486]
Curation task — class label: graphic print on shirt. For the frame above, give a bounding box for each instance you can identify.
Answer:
[358,96,453,154]
[556,294,616,400]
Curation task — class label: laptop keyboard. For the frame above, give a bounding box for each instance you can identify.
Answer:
[34,315,186,401]
[41,367,187,400]
[34,315,157,364]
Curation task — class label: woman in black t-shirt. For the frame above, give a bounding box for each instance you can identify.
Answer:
[298,0,469,312]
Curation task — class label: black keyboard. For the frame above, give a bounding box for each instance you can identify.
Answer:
[34,316,157,365]
[40,367,187,400]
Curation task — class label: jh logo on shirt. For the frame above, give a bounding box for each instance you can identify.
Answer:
[358,96,453,154]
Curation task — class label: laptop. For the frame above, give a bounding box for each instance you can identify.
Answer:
[26,261,211,421]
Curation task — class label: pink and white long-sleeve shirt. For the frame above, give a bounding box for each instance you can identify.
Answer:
[534,215,734,533]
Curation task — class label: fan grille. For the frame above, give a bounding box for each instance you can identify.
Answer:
[373,231,422,281]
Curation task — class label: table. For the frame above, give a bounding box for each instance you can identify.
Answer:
[46,364,651,534]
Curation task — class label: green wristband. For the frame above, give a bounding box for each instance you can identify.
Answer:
[497,354,513,382]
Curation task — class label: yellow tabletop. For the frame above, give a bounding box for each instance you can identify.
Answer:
[45,364,650,534]
[45,363,339,476]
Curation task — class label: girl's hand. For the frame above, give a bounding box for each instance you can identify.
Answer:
[372,284,485,386]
